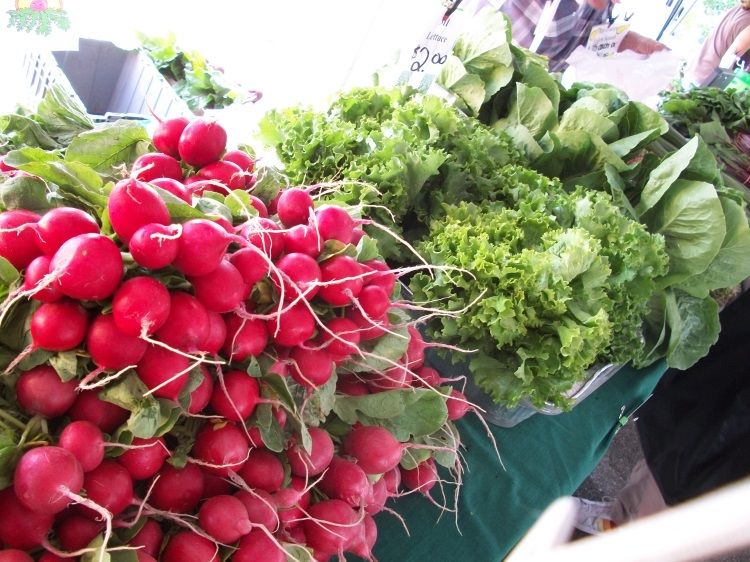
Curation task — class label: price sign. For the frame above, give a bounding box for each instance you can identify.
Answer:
[586,22,630,58]
[396,0,472,92]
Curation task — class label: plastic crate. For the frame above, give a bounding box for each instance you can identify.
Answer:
[21,50,83,108]
[23,38,191,122]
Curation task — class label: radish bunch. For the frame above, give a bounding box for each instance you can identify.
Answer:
[0,118,473,562]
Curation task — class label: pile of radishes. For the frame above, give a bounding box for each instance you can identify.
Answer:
[0,117,471,562]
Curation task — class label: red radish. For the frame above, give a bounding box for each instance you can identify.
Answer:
[15,365,76,418]
[177,118,227,168]
[136,344,191,400]
[233,530,285,562]
[0,488,54,550]
[283,224,321,256]
[367,363,412,391]
[0,209,41,269]
[302,499,359,556]
[318,457,369,507]
[229,247,269,287]
[208,214,234,235]
[210,369,260,421]
[155,291,209,352]
[286,427,334,477]
[68,390,129,434]
[344,425,402,475]
[172,219,230,277]
[351,228,365,245]
[319,317,360,357]
[150,177,191,203]
[289,347,333,388]
[108,179,170,244]
[272,252,321,301]
[34,207,99,255]
[223,314,268,361]
[362,259,396,296]
[38,554,67,562]
[0,156,15,172]
[55,513,103,550]
[13,446,83,514]
[129,223,180,270]
[276,188,314,228]
[188,366,214,413]
[404,326,425,370]
[273,477,311,529]
[191,423,249,476]
[50,233,123,300]
[190,260,245,313]
[161,531,219,562]
[87,313,147,370]
[267,191,282,215]
[118,437,169,480]
[76,460,133,518]
[240,217,285,259]
[414,366,443,388]
[59,421,104,472]
[383,466,401,495]
[30,300,88,351]
[223,149,254,172]
[267,302,315,347]
[202,471,233,498]
[22,255,62,303]
[198,495,253,543]
[203,311,228,355]
[401,458,437,494]
[318,256,364,306]
[238,449,284,493]
[446,389,470,421]
[112,276,171,337]
[0,550,33,562]
[136,552,158,562]
[130,519,163,558]
[234,489,278,530]
[336,374,369,396]
[133,152,183,182]
[365,477,388,515]
[346,308,389,341]
[149,463,205,512]
[196,160,245,191]
[357,284,390,319]
[249,195,268,217]
[350,514,378,560]
[313,205,355,244]
[152,117,189,158]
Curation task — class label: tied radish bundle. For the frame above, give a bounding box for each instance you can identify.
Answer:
[0,118,485,562]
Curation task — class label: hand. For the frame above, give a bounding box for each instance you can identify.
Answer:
[619,32,668,55]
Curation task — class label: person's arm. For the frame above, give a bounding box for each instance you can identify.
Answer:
[618,31,668,55]
[719,24,750,69]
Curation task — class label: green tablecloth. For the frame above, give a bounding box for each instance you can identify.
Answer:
[372,361,667,562]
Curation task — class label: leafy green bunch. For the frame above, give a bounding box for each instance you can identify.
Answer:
[258,86,523,260]
[138,33,244,112]
[410,166,668,408]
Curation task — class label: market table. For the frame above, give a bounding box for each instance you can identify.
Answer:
[371,361,668,562]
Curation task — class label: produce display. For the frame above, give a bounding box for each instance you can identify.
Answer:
[659,86,750,186]
[260,8,750,408]
[0,89,470,561]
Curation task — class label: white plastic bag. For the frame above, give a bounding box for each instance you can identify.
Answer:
[562,46,683,107]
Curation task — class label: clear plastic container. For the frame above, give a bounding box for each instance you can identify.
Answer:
[427,348,624,428]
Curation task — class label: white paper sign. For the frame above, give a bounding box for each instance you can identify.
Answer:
[396,1,473,91]
[586,22,630,58]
